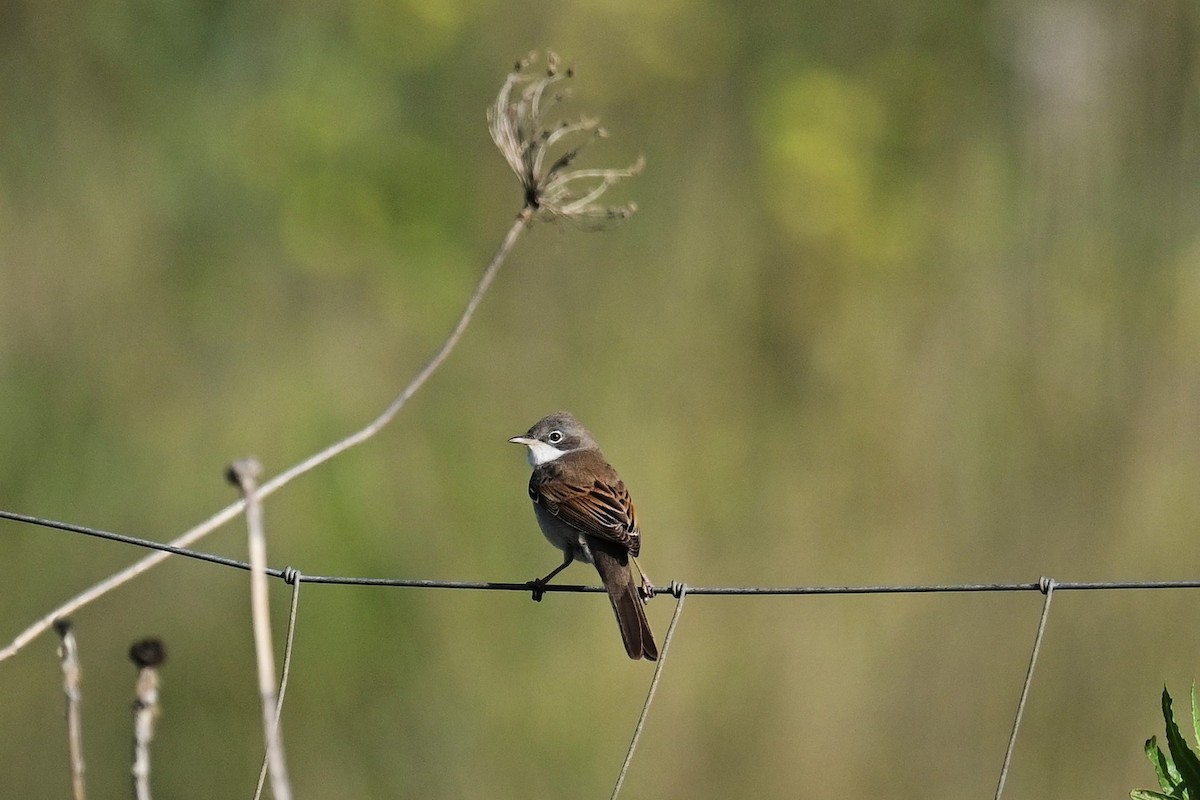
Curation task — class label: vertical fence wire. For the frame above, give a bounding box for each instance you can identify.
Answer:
[611,584,690,800]
[253,570,304,800]
[994,577,1057,800]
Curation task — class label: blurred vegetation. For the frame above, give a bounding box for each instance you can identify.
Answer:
[2,0,1200,797]
[1132,685,1200,800]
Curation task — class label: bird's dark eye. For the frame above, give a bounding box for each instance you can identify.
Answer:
[548,430,564,444]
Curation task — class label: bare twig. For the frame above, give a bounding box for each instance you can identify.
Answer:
[228,460,292,800]
[1,51,641,664]
[2,506,244,663]
[130,638,167,800]
[0,211,532,663]
[55,619,87,800]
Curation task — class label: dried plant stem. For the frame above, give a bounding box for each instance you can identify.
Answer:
[55,620,87,800]
[0,209,533,663]
[1,508,244,663]
[131,663,162,800]
[229,460,292,800]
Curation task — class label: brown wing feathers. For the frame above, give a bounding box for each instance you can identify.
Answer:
[531,472,640,555]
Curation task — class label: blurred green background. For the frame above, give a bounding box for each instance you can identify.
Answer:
[2,0,1200,797]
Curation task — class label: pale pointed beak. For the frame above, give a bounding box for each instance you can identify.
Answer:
[508,436,535,446]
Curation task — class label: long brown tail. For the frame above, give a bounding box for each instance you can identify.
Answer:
[593,550,658,661]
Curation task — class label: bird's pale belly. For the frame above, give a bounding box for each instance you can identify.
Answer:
[532,503,595,564]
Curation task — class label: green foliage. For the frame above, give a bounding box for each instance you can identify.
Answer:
[1133,686,1200,800]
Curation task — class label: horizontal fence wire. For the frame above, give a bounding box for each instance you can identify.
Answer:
[4,508,1200,595]
[3,505,1192,800]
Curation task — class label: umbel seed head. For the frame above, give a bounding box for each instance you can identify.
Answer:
[488,51,643,228]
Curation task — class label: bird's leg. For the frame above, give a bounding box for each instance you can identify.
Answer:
[529,553,573,602]
[631,556,654,599]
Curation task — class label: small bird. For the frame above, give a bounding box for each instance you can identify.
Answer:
[509,412,658,661]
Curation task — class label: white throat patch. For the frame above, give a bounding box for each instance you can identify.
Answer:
[524,440,568,466]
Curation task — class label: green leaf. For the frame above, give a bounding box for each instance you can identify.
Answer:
[1192,682,1200,750]
[1162,687,1200,793]
[1147,736,1183,793]
[1131,791,1184,800]
[1131,791,1179,800]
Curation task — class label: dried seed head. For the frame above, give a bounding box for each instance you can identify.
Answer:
[488,52,642,228]
[129,638,167,669]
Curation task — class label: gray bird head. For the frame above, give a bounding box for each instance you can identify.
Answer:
[508,411,599,466]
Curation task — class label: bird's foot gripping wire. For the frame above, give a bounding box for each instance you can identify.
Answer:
[527,578,548,602]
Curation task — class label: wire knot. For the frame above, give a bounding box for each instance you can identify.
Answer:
[1038,576,1056,594]
[667,581,688,599]
[282,567,301,586]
